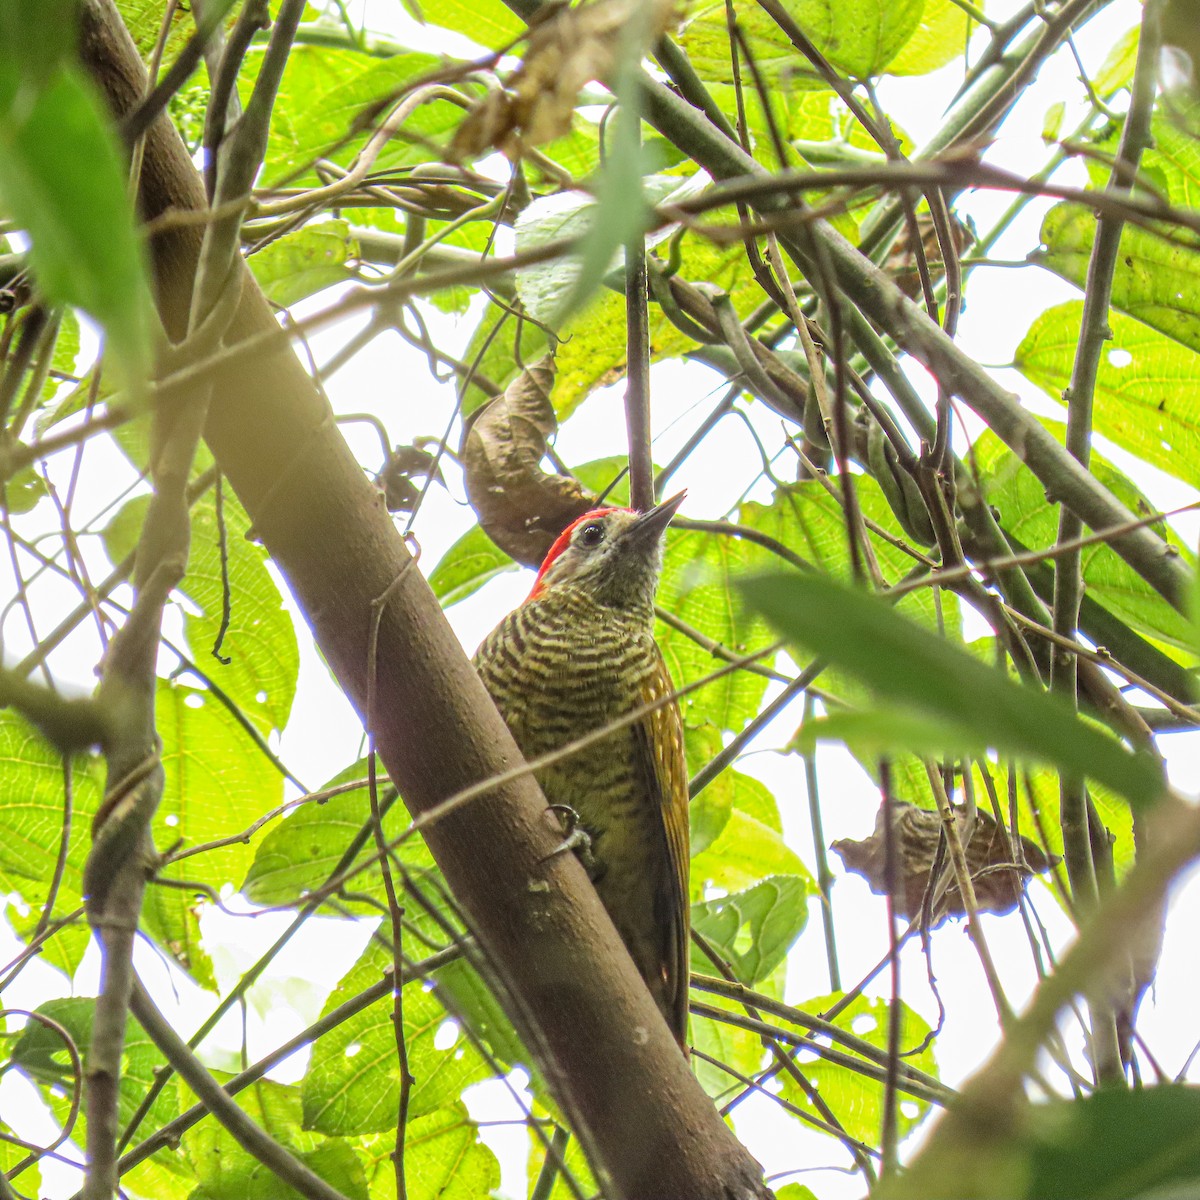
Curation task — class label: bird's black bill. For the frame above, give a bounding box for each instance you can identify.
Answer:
[626,490,687,544]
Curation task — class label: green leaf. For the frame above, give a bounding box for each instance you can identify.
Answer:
[0,712,103,975]
[146,681,283,985]
[404,1105,502,1200]
[1095,25,1140,95]
[969,424,1197,655]
[0,0,80,83]
[3,465,47,514]
[513,176,680,329]
[182,495,300,736]
[1024,1086,1200,1200]
[691,807,808,892]
[12,996,181,1173]
[428,524,519,607]
[1042,100,1066,144]
[302,941,490,1136]
[1076,103,1200,206]
[1016,301,1200,492]
[690,957,787,1101]
[359,1103,501,1200]
[525,1120,601,1200]
[738,478,963,736]
[435,957,528,1070]
[262,47,449,188]
[691,874,811,984]
[886,0,976,76]
[657,525,774,735]
[1147,100,1200,209]
[740,478,956,628]
[794,707,987,760]
[687,723,789,859]
[513,193,605,327]
[456,297,551,419]
[886,1085,1200,1199]
[44,308,81,402]
[0,47,154,383]
[542,115,604,180]
[1035,203,1200,355]
[550,27,655,325]
[0,1129,40,1199]
[422,0,526,49]
[184,1075,368,1200]
[549,229,761,419]
[573,455,633,504]
[740,570,1163,807]
[240,765,459,954]
[686,725,735,855]
[779,992,937,1145]
[242,765,429,909]
[117,0,204,59]
[249,219,360,307]
[681,0,925,84]
[102,490,300,736]
[782,88,894,149]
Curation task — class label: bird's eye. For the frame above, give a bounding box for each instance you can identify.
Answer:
[578,523,605,547]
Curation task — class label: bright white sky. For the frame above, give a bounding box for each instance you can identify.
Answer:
[3,1,1199,1198]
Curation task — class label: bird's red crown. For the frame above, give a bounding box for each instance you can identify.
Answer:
[526,507,630,602]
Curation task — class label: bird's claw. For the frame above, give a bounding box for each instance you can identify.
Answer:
[542,804,602,879]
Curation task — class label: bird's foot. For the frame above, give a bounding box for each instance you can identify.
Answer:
[542,804,603,880]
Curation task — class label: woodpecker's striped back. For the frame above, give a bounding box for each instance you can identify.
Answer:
[475,555,690,1047]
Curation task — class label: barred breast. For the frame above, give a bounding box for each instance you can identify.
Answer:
[474,586,686,1036]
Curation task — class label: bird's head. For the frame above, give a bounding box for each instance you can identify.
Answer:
[526,491,686,611]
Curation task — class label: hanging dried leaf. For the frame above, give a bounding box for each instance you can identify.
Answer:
[380,443,446,513]
[461,356,594,566]
[832,800,1058,927]
[451,0,680,160]
[885,211,975,301]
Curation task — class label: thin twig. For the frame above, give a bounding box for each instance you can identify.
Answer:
[130,982,354,1200]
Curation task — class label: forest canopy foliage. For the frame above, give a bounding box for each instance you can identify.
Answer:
[1,0,1200,1197]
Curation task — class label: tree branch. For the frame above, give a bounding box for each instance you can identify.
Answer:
[129,982,355,1200]
[79,4,771,1197]
[635,78,1193,613]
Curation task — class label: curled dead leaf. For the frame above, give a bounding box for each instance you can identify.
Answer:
[885,211,975,300]
[380,443,445,513]
[451,0,680,160]
[832,800,1058,927]
[461,356,595,566]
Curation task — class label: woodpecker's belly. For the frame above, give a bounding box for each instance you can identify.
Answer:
[491,671,669,999]
[474,598,671,995]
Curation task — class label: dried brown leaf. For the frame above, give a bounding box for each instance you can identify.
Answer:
[461,356,595,565]
[885,211,974,300]
[832,800,1058,926]
[451,0,680,160]
[380,444,445,513]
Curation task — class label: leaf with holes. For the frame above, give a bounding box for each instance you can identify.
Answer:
[691,874,811,985]
[779,992,938,1146]
[1016,300,1200,492]
[1034,203,1200,354]
[302,941,490,1136]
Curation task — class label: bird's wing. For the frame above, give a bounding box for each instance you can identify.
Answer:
[633,644,691,1046]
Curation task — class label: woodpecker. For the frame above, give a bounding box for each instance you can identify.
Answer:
[474,493,690,1048]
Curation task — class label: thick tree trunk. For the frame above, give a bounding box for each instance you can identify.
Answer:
[78,4,771,1197]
